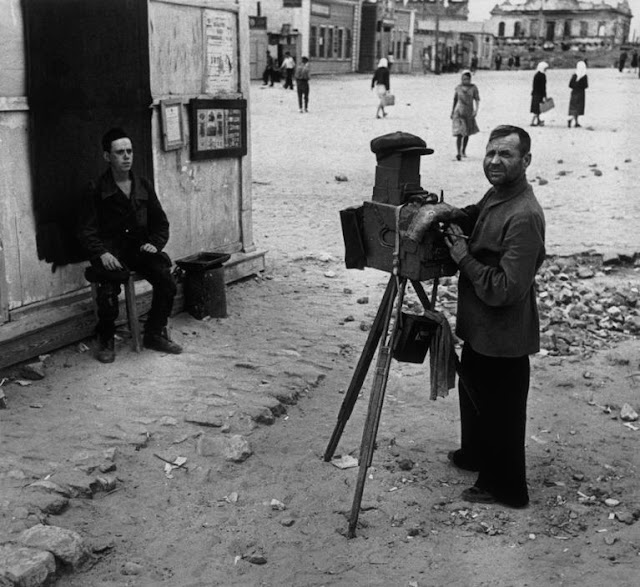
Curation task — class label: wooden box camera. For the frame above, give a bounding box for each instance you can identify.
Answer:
[340,140,457,281]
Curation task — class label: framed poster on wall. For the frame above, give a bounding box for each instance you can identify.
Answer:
[160,99,185,151]
[189,98,247,160]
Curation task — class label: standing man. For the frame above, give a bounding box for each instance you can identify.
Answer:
[281,51,296,90]
[443,125,546,508]
[262,51,275,86]
[78,128,182,363]
[295,56,310,113]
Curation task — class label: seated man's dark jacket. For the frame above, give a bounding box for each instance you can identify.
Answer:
[78,169,170,263]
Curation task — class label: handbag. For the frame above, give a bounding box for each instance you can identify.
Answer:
[539,97,555,113]
[383,93,395,107]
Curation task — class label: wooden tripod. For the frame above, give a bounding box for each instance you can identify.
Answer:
[323,274,440,538]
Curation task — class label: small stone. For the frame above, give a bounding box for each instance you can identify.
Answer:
[604,498,620,507]
[270,499,286,511]
[577,267,594,279]
[280,517,295,527]
[615,510,635,524]
[604,535,617,545]
[19,524,89,567]
[537,177,548,186]
[20,362,46,380]
[356,297,369,304]
[398,458,414,471]
[334,174,349,182]
[122,561,144,575]
[591,168,603,177]
[620,403,638,422]
[244,552,267,565]
[324,271,336,278]
[0,544,56,585]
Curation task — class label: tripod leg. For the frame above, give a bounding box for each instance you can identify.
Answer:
[348,279,406,538]
[324,276,397,462]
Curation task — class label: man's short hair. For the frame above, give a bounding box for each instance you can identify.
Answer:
[488,125,531,157]
[102,128,130,153]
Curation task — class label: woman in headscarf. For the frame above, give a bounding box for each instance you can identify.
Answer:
[530,61,549,127]
[371,58,390,119]
[450,70,480,161]
[568,61,589,128]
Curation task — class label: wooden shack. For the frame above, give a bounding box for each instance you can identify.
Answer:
[0,0,264,369]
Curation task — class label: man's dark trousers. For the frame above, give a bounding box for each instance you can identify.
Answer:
[93,250,176,341]
[458,342,530,507]
[297,80,309,110]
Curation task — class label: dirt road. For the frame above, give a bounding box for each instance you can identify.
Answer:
[1,68,639,587]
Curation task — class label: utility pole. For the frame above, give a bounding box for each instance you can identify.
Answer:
[434,0,441,74]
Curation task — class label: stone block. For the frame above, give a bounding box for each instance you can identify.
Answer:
[0,543,55,587]
[19,524,88,568]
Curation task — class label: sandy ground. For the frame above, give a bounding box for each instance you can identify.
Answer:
[1,68,640,587]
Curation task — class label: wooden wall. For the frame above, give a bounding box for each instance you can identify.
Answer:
[0,0,257,321]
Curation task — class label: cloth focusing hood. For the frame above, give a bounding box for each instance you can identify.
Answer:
[370,131,434,161]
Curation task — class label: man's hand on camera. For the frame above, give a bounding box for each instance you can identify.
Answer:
[140,243,158,254]
[100,252,123,271]
[444,223,469,264]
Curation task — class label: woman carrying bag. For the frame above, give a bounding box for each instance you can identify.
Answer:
[530,61,549,127]
[371,58,390,119]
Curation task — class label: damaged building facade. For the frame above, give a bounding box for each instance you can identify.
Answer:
[488,0,633,52]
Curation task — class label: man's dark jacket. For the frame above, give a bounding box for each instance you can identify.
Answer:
[78,169,169,261]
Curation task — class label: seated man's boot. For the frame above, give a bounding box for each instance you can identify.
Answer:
[143,328,183,354]
[96,336,115,363]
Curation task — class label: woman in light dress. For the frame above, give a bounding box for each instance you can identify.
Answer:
[450,70,480,161]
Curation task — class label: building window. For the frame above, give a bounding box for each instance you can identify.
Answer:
[403,36,410,60]
[310,26,317,58]
[336,28,343,58]
[580,21,589,37]
[514,21,521,37]
[327,26,334,58]
[597,22,606,37]
[564,20,572,38]
[319,26,326,58]
[346,28,352,58]
[530,19,540,37]
[498,22,505,37]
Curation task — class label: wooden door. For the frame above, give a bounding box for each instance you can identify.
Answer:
[22,0,152,267]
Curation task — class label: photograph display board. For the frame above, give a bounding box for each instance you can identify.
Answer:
[189,98,247,160]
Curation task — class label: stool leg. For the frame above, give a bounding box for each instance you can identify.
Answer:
[124,277,142,352]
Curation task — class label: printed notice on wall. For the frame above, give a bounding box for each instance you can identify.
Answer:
[203,10,237,94]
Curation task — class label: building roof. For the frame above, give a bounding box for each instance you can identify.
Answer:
[490,0,632,15]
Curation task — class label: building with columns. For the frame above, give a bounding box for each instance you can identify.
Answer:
[488,0,633,52]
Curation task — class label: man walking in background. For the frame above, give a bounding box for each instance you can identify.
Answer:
[295,56,310,112]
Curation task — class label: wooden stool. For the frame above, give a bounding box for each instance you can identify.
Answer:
[85,268,143,352]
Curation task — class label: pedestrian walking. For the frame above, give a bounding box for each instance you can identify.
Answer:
[443,124,546,509]
[281,51,296,90]
[450,70,480,161]
[371,58,390,119]
[631,50,638,72]
[530,61,548,127]
[618,50,627,73]
[262,51,275,87]
[494,53,502,71]
[295,56,310,113]
[567,61,588,128]
[470,52,478,73]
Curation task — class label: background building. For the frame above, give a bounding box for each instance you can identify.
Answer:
[488,0,633,51]
[248,0,362,77]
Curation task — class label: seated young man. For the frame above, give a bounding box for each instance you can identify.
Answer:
[78,128,182,363]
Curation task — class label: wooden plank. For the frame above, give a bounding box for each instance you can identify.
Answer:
[0,236,8,323]
[223,251,266,283]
